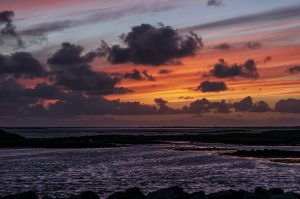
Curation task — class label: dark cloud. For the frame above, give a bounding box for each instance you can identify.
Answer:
[122,69,155,81]
[0,79,63,104]
[183,98,230,113]
[178,96,195,100]
[0,78,156,117]
[275,99,300,114]
[288,66,300,74]
[124,69,143,80]
[0,78,56,117]
[252,101,271,112]
[48,43,128,95]
[183,5,300,31]
[155,98,178,114]
[263,56,272,64]
[198,81,228,92]
[142,70,156,81]
[0,52,47,79]
[51,63,128,95]
[111,100,158,115]
[48,42,103,65]
[0,10,23,47]
[159,69,173,74]
[183,98,214,113]
[209,58,259,79]
[245,42,262,49]
[0,78,34,104]
[184,97,272,114]
[0,78,298,120]
[0,11,14,24]
[212,100,231,113]
[103,24,203,66]
[232,96,271,112]
[48,94,158,116]
[233,96,253,112]
[27,83,65,100]
[207,0,223,6]
[214,43,231,50]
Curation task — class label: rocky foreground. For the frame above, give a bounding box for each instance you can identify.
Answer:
[1,187,300,199]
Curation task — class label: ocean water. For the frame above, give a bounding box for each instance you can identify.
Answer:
[0,143,299,198]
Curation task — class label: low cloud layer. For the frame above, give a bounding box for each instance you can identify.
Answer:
[102,24,203,66]
[275,99,300,114]
[232,96,271,112]
[0,77,299,121]
[209,59,259,79]
[289,66,300,74]
[0,52,47,79]
[198,81,228,92]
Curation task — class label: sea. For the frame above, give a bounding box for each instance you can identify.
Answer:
[0,127,299,198]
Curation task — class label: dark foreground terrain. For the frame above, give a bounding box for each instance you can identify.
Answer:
[1,187,299,199]
[1,128,300,148]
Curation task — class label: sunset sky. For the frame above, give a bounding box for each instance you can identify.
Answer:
[0,0,300,126]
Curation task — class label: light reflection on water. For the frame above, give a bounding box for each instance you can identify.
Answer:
[0,144,299,198]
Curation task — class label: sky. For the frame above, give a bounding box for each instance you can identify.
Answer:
[0,0,300,127]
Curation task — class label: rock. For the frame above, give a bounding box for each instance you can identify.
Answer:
[269,188,284,195]
[188,191,205,199]
[68,191,99,199]
[280,192,300,199]
[2,192,38,199]
[2,188,299,199]
[42,197,54,199]
[147,186,189,199]
[107,188,146,199]
[244,195,268,199]
[79,192,99,199]
[207,190,247,199]
[254,187,270,199]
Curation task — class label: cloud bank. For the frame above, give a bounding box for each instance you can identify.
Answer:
[209,59,259,79]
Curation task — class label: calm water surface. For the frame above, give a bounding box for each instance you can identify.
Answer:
[0,144,299,198]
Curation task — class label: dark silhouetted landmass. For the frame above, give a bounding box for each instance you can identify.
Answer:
[1,129,300,148]
[1,186,300,199]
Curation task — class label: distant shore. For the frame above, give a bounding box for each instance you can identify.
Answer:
[1,128,300,148]
[1,129,300,148]
[2,186,299,199]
